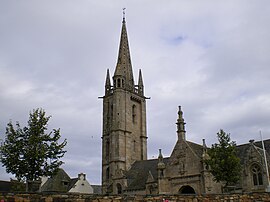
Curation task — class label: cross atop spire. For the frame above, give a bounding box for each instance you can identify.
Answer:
[122,8,126,22]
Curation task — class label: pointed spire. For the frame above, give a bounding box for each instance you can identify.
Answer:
[176,106,186,141]
[105,69,111,95]
[105,69,111,86]
[113,10,134,91]
[138,69,144,95]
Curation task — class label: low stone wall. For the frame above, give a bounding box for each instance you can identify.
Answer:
[0,193,270,202]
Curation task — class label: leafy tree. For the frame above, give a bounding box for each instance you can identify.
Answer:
[0,108,67,190]
[205,129,241,189]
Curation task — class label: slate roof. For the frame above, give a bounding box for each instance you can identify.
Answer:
[236,139,270,164]
[185,140,204,158]
[125,158,169,191]
[69,178,78,190]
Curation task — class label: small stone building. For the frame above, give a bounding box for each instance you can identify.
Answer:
[40,168,96,194]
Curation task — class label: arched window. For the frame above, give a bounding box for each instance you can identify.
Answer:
[116,183,122,194]
[252,164,263,186]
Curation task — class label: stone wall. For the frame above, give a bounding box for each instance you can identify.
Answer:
[0,193,270,202]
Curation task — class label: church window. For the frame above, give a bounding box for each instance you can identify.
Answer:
[117,78,121,88]
[252,164,263,186]
[122,79,125,88]
[132,105,136,124]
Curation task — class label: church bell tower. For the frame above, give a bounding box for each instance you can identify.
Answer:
[101,13,148,194]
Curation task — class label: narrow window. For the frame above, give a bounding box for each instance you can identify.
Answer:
[110,104,113,120]
[133,140,136,152]
[106,140,110,160]
[132,105,136,124]
[117,78,121,88]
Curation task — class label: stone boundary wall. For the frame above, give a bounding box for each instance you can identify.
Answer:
[0,193,270,202]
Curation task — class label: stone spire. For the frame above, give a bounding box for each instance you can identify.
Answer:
[113,11,134,91]
[138,69,144,96]
[105,69,111,95]
[176,106,186,141]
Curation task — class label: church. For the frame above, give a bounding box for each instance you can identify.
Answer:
[100,14,270,195]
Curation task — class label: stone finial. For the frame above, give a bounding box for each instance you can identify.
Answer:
[158,149,163,162]
[203,139,207,148]
[157,149,165,179]
[176,106,186,141]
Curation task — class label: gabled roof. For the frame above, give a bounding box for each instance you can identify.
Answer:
[125,158,169,191]
[40,168,71,192]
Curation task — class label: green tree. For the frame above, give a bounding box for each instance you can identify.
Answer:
[0,108,67,191]
[205,129,241,189]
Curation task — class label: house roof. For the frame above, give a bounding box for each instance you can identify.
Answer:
[40,168,71,192]
[69,178,78,190]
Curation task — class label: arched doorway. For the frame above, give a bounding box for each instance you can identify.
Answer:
[116,183,122,194]
[179,185,196,194]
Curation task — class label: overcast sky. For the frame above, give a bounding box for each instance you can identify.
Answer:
[1,1,270,185]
